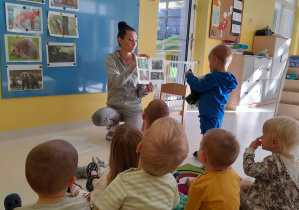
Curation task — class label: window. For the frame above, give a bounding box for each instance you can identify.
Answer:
[157,0,184,40]
[272,0,295,38]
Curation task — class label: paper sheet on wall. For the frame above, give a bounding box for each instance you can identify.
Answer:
[231,24,241,34]
[232,12,241,22]
[212,5,220,27]
[234,0,242,10]
[50,136,101,154]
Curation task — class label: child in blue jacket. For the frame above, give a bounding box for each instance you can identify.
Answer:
[185,44,237,157]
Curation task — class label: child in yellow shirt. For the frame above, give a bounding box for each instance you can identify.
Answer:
[185,128,240,210]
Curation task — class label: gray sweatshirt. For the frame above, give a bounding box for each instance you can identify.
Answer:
[105,51,147,110]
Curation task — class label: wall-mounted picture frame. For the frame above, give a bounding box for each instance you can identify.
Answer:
[48,11,79,38]
[49,0,79,12]
[7,65,43,91]
[16,0,45,4]
[5,34,42,63]
[46,42,77,67]
[5,3,43,34]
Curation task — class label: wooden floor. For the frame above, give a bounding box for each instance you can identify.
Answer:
[0,104,277,206]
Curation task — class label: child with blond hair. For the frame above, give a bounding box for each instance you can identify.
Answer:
[185,44,237,158]
[92,117,189,209]
[185,128,240,209]
[241,116,299,209]
[17,140,90,209]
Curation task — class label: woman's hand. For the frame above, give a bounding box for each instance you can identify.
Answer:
[249,137,262,150]
[138,54,150,59]
[143,82,154,94]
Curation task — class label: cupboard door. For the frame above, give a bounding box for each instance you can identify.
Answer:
[254,57,272,69]
[241,80,261,93]
[271,38,290,79]
[269,79,280,99]
[240,91,261,104]
[242,56,255,81]
[253,68,270,80]
[260,79,270,101]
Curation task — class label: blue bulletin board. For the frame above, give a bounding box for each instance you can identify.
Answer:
[0,0,140,98]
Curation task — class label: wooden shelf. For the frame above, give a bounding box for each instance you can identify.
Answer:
[276,65,299,120]
[277,103,299,120]
[280,91,299,105]
[283,79,299,92]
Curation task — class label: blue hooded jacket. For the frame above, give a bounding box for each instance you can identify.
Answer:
[186,71,237,117]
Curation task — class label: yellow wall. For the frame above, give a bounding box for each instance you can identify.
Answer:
[1,0,298,132]
[290,0,299,55]
[0,0,158,132]
[193,0,221,75]
[193,0,275,75]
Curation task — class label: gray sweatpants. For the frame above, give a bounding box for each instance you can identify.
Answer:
[91,107,143,129]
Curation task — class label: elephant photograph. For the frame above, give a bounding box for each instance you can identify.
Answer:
[8,69,42,91]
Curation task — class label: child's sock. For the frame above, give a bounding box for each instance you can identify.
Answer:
[91,171,99,186]
[70,183,82,197]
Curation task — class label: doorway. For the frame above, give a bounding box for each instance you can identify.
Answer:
[156,0,197,62]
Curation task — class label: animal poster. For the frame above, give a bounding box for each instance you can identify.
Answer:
[49,0,79,11]
[46,42,77,67]
[7,65,43,91]
[16,0,45,4]
[48,11,79,38]
[5,3,43,34]
[136,57,166,84]
[5,35,42,62]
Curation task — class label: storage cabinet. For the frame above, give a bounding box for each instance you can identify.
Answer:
[226,54,273,110]
[252,35,290,98]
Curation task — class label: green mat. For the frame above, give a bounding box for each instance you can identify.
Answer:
[174,163,205,195]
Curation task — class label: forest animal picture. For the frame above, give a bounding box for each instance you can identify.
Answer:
[5,3,43,34]
[151,72,164,81]
[5,35,42,62]
[7,65,43,91]
[151,58,165,70]
[48,11,79,38]
[137,57,149,70]
[46,42,77,67]
[49,0,79,11]
[16,0,45,4]
[136,56,166,84]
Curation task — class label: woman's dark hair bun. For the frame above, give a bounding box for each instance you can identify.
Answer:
[118,21,128,30]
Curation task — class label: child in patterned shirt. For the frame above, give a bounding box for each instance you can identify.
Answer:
[241,116,299,209]
[92,117,189,210]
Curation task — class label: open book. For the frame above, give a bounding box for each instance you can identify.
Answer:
[136,57,166,84]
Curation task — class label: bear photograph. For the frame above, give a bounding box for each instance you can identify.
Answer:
[48,11,78,38]
[5,2,43,34]
[7,65,43,91]
[49,0,79,11]
[46,42,76,67]
[151,72,164,80]
[5,35,41,62]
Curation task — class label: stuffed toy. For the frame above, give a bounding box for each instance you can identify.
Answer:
[185,73,205,107]
[240,177,254,194]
